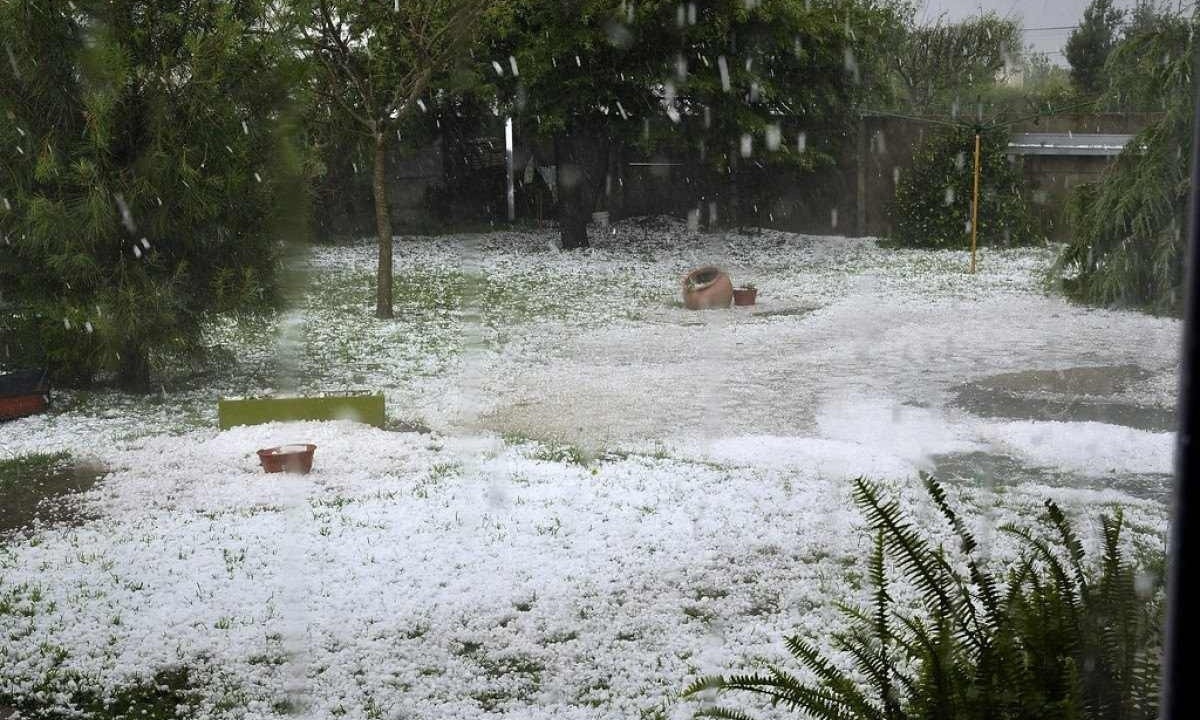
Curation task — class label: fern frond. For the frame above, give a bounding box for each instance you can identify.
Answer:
[854,478,986,649]
[785,635,885,719]
[1044,500,1089,593]
[693,707,761,720]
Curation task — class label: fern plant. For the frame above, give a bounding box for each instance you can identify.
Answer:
[682,476,1164,720]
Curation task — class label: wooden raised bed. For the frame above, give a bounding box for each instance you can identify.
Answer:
[218,392,386,430]
[0,369,50,421]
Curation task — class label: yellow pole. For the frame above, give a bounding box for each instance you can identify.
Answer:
[970,132,981,274]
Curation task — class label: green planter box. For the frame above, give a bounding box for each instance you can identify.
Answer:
[218,393,386,429]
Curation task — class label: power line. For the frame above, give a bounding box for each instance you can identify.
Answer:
[1020,25,1079,32]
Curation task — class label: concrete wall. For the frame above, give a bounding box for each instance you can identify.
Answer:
[317,112,1160,242]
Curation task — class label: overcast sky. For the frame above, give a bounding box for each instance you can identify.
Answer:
[916,0,1161,59]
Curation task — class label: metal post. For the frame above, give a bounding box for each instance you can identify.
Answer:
[505,117,515,222]
[970,132,981,274]
[1162,48,1200,720]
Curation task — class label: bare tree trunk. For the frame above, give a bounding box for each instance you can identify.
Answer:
[373,130,394,319]
[117,342,151,393]
[555,134,589,250]
[554,131,611,250]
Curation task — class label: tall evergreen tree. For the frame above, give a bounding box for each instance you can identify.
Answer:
[0,0,306,389]
[1065,0,1125,96]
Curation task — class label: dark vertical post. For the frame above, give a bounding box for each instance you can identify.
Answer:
[1163,48,1200,720]
[856,115,868,237]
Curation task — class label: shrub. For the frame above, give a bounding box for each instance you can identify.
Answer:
[890,126,1036,249]
[683,475,1164,720]
[1054,15,1192,315]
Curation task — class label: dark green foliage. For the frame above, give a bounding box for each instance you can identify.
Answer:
[488,0,905,242]
[1066,0,1125,97]
[889,126,1035,249]
[0,0,306,389]
[683,476,1164,720]
[1056,14,1192,315]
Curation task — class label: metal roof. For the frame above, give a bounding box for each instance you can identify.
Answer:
[1008,132,1135,157]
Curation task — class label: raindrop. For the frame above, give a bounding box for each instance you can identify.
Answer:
[676,3,686,27]
[140,237,150,249]
[687,2,697,24]
[717,56,730,92]
[417,99,427,112]
[132,245,142,258]
[63,318,71,330]
[84,321,93,334]
[830,208,838,228]
[740,133,753,158]
[956,152,965,170]
[1,197,9,211]
[843,48,859,83]
[492,60,504,77]
[944,187,955,205]
[797,132,806,152]
[892,166,900,184]
[242,120,249,135]
[114,194,136,233]
[765,124,781,151]
[254,172,262,183]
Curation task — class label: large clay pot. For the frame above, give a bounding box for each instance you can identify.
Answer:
[682,266,734,310]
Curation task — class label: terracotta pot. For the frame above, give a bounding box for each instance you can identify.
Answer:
[257,444,317,474]
[682,266,733,310]
[733,287,758,306]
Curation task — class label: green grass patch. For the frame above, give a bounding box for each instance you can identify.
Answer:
[0,667,197,720]
[0,452,71,491]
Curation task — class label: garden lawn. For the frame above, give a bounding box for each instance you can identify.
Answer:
[0,218,1178,718]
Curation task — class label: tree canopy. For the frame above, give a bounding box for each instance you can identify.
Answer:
[0,0,306,388]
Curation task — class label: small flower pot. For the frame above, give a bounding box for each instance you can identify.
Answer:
[733,287,758,306]
[257,444,317,474]
[682,266,734,310]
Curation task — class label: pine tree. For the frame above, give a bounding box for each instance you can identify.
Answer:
[1065,0,1125,97]
[0,0,306,389]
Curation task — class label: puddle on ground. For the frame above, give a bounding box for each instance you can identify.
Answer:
[0,459,105,536]
[931,451,1171,502]
[952,365,1175,431]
